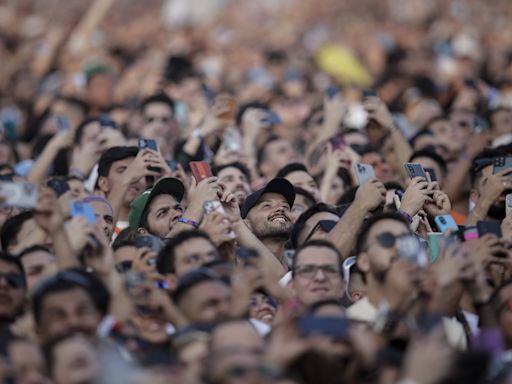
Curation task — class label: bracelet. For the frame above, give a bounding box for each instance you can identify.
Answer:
[398,209,414,223]
[178,217,200,229]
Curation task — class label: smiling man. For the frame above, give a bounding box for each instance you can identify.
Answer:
[241,178,295,266]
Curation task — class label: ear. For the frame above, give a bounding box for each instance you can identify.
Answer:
[357,252,370,274]
[137,227,148,235]
[351,292,364,302]
[97,176,110,194]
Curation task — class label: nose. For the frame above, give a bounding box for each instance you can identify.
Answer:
[0,275,9,288]
[313,268,327,281]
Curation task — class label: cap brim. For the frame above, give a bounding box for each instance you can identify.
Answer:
[241,178,295,218]
[149,177,185,205]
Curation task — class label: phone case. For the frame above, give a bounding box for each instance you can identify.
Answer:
[138,138,158,152]
[404,163,427,179]
[434,215,458,233]
[493,157,512,174]
[190,161,213,182]
[69,202,96,224]
[477,220,502,237]
[354,163,375,185]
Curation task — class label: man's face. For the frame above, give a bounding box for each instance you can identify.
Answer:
[260,139,299,178]
[430,119,462,156]
[291,194,312,223]
[298,211,339,247]
[37,287,102,342]
[67,179,87,200]
[8,340,51,384]
[101,157,145,204]
[79,121,101,148]
[248,293,277,325]
[51,335,100,384]
[291,246,344,306]
[145,194,183,239]
[285,170,320,202]
[86,73,113,109]
[0,260,25,322]
[178,281,231,324]
[210,321,264,353]
[245,193,292,240]
[20,250,56,293]
[475,165,508,219]
[89,201,114,240]
[174,238,219,278]
[358,219,411,282]
[141,102,176,151]
[492,109,512,138]
[217,167,251,205]
[360,152,396,183]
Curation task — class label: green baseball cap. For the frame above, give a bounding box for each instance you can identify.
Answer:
[128,177,185,232]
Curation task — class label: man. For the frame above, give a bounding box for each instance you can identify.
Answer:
[257,136,300,181]
[290,240,344,307]
[0,212,48,254]
[85,66,114,115]
[172,268,231,324]
[82,195,115,241]
[111,238,137,273]
[291,187,316,222]
[213,162,252,205]
[18,245,56,293]
[157,230,219,288]
[348,212,466,349]
[359,146,398,183]
[139,93,178,160]
[241,178,295,266]
[0,253,26,343]
[468,149,511,223]
[97,146,159,236]
[129,177,185,239]
[488,106,512,142]
[33,269,109,342]
[276,163,321,202]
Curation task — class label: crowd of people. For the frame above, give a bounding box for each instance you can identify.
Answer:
[2,0,512,383]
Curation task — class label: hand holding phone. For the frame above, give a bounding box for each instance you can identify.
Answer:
[190,161,213,182]
[404,163,427,180]
[493,157,512,174]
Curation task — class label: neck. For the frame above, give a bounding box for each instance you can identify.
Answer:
[261,237,287,265]
[118,205,130,222]
[365,274,387,309]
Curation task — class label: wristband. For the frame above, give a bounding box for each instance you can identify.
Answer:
[398,209,414,223]
[178,217,200,229]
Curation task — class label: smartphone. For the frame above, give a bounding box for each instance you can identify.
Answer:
[477,220,502,238]
[138,139,160,173]
[0,182,38,209]
[507,194,512,217]
[462,226,479,241]
[354,163,375,185]
[203,200,236,239]
[397,235,427,267]
[69,201,96,224]
[190,161,213,182]
[435,214,458,233]
[201,83,215,106]
[404,163,427,180]
[427,232,443,263]
[493,157,512,174]
[134,234,164,253]
[296,315,350,339]
[362,89,377,98]
[325,85,339,98]
[329,135,346,151]
[262,110,282,125]
[55,116,70,131]
[47,178,70,197]
[424,167,437,182]
[223,129,241,152]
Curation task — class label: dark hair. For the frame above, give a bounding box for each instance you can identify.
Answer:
[157,230,214,275]
[294,187,316,207]
[357,144,380,157]
[74,117,100,145]
[469,148,504,187]
[289,203,340,249]
[409,149,447,176]
[54,95,89,117]
[275,163,310,179]
[291,239,342,277]
[409,128,434,148]
[486,106,512,131]
[164,56,195,84]
[32,269,110,325]
[337,186,359,205]
[17,245,53,260]
[172,268,225,304]
[235,101,268,126]
[111,238,136,252]
[141,93,175,113]
[0,252,26,287]
[97,146,138,177]
[354,212,410,256]
[1,211,33,250]
[212,162,251,180]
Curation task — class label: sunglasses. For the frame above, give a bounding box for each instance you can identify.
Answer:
[367,232,412,250]
[0,272,25,289]
[145,116,171,124]
[115,261,132,273]
[304,220,338,243]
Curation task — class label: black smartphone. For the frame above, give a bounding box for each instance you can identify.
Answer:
[99,114,117,129]
[138,139,160,173]
[493,157,512,174]
[362,89,377,98]
[236,247,259,262]
[404,163,427,180]
[135,234,164,253]
[296,315,350,339]
[47,178,70,197]
[325,85,339,98]
[424,167,437,182]
[477,221,502,238]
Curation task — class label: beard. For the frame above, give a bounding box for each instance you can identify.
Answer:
[253,221,292,240]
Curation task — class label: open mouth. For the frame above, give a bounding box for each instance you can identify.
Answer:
[269,214,290,224]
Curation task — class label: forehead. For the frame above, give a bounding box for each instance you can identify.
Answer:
[295,246,339,265]
[177,237,215,252]
[191,280,229,298]
[361,152,382,162]
[0,259,21,274]
[42,286,94,308]
[21,250,53,264]
[257,192,287,205]
[144,102,173,116]
[218,166,245,179]
[148,193,179,209]
[267,139,290,152]
[367,219,409,239]
[90,200,112,214]
[111,157,135,169]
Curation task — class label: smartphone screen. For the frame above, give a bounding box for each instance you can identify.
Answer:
[190,161,213,182]
[69,202,96,224]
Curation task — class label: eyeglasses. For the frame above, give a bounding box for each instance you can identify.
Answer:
[293,264,340,279]
[115,261,132,273]
[0,272,25,289]
[304,220,338,243]
[145,116,171,124]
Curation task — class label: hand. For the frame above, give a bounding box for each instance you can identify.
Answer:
[400,177,433,217]
[65,217,96,254]
[230,264,264,317]
[431,242,471,290]
[188,177,220,209]
[502,215,512,242]
[466,234,512,267]
[241,108,269,138]
[49,129,74,151]
[121,149,161,186]
[423,189,452,218]
[199,98,233,138]
[199,212,235,246]
[33,187,66,234]
[363,97,394,131]
[131,247,160,281]
[82,225,114,277]
[476,168,512,209]
[464,131,490,158]
[354,178,386,212]
[97,128,126,151]
[323,93,348,130]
